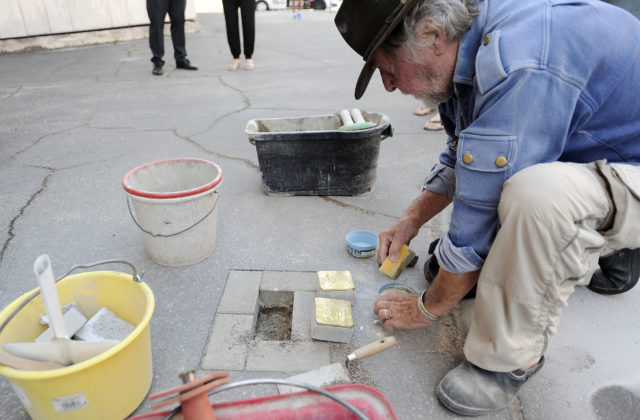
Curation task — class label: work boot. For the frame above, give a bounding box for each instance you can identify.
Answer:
[588,248,640,295]
[437,357,545,416]
[424,238,476,299]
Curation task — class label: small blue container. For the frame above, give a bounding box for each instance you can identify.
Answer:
[346,230,379,258]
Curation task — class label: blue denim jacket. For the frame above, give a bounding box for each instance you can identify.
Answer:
[425,0,640,273]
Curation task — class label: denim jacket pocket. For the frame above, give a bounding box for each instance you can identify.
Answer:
[455,133,517,206]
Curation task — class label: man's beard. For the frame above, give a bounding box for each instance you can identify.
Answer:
[413,63,454,107]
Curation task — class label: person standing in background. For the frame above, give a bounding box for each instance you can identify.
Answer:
[147,0,198,75]
[414,104,444,131]
[223,0,256,70]
[292,0,303,20]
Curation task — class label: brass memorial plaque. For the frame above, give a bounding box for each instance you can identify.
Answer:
[317,271,354,291]
[314,297,354,328]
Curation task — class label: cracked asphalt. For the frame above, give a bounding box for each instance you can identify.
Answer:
[1,10,639,420]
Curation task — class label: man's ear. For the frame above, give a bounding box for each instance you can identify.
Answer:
[416,18,446,48]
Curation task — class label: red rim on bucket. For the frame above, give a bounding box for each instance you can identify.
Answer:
[122,158,223,199]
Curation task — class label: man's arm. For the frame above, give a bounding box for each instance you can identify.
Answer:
[377,189,452,263]
[425,269,478,316]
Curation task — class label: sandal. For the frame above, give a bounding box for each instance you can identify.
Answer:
[424,114,444,131]
[414,106,433,116]
[244,59,254,71]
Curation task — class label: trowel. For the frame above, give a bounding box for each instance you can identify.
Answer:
[278,336,397,394]
[344,336,397,368]
[2,255,118,366]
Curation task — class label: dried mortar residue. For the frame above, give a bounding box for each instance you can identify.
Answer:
[328,343,378,388]
[432,303,473,362]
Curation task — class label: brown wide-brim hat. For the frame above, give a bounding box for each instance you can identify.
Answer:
[335,0,419,99]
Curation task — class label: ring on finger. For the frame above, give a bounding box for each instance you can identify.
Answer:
[383,309,390,320]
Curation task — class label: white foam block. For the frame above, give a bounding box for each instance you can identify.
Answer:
[36,306,87,342]
[74,307,135,341]
[39,301,82,325]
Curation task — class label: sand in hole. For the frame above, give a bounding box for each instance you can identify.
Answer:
[254,305,293,341]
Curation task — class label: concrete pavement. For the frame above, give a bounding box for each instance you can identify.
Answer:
[1,10,639,419]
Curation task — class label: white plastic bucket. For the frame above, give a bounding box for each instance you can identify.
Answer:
[122,158,223,267]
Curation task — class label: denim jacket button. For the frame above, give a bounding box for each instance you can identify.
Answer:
[463,153,474,164]
[495,156,507,167]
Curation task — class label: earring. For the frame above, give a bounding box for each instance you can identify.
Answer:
[437,49,445,56]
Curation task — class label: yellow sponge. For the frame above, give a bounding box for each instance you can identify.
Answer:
[379,245,416,280]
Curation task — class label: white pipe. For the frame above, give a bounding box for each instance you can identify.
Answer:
[34,255,69,340]
[339,109,354,126]
[350,108,365,124]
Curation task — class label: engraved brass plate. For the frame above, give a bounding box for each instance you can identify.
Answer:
[314,297,354,328]
[317,271,354,291]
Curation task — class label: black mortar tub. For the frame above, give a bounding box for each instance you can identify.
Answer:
[245,111,393,196]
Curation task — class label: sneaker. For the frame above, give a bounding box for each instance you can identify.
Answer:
[437,357,545,416]
[228,59,240,71]
[244,59,254,71]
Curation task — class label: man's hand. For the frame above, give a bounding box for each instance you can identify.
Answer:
[374,293,432,331]
[377,189,452,263]
[377,217,421,264]
[374,269,479,332]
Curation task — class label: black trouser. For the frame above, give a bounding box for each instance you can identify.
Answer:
[147,0,187,64]
[222,0,256,59]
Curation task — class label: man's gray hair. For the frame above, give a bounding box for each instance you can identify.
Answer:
[385,0,479,58]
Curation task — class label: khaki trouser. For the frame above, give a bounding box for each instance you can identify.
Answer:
[464,161,640,372]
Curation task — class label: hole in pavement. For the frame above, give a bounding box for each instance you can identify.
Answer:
[255,291,293,341]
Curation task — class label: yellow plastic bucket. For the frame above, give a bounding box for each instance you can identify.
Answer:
[0,270,154,420]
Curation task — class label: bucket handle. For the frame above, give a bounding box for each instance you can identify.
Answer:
[56,260,141,283]
[380,123,394,141]
[127,191,221,238]
[0,260,141,334]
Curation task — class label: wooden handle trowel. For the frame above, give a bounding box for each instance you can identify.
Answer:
[277,336,398,394]
[345,336,397,368]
